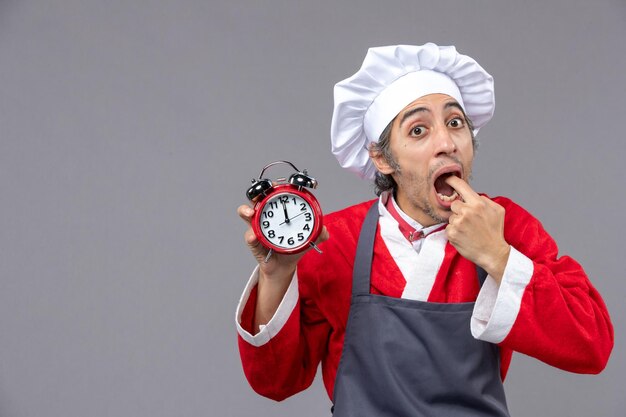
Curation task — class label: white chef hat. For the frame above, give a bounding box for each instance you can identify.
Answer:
[331,43,495,180]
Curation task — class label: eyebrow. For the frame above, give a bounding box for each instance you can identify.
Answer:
[398,106,429,128]
[445,101,466,116]
[398,101,467,128]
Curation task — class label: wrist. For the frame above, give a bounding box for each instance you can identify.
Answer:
[259,261,297,283]
[481,243,511,284]
[255,266,296,333]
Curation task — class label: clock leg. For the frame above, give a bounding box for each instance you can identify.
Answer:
[309,242,323,254]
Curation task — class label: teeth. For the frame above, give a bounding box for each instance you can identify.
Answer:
[437,190,459,202]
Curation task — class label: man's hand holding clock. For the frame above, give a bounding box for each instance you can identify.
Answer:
[238,161,329,333]
[237,204,329,333]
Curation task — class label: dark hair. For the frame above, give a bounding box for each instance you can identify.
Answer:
[370,121,398,196]
[369,116,477,196]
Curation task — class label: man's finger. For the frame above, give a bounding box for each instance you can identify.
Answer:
[237,204,255,225]
[450,199,463,214]
[244,228,259,246]
[445,176,480,202]
[315,226,330,245]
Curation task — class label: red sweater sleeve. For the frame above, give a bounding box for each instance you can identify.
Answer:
[237,279,332,401]
[496,197,614,373]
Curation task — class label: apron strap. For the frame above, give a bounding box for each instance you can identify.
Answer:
[476,265,488,286]
[351,203,379,296]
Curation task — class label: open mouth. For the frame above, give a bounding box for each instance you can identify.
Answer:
[433,169,462,203]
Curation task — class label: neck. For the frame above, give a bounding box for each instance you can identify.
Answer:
[393,188,440,227]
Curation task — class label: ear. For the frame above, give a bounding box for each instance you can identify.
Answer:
[368,144,396,175]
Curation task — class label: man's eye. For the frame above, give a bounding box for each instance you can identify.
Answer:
[448,117,464,128]
[411,126,425,136]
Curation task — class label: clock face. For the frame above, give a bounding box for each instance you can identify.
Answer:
[258,192,317,251]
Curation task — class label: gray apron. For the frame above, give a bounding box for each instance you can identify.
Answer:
[332,204,510,416]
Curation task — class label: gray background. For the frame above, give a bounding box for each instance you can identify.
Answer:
[0,1,624,416]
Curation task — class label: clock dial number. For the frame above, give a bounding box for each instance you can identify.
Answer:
[260,193,316,250]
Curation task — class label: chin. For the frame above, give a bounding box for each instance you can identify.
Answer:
[424,203,452,225]
[435,211,452,224]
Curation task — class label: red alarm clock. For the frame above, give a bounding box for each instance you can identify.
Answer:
[246,161,323,260]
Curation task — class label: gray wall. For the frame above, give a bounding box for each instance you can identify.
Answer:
[0,1,624,416]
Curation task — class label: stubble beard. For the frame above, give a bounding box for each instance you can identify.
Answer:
[394,158,471,225]
[397,169,449,224]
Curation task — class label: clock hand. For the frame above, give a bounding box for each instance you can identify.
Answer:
[281,200,290,224]
[279,211,305,226]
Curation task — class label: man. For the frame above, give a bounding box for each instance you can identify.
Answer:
[235,43,613,416]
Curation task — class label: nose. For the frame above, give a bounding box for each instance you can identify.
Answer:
[433,125,457,156]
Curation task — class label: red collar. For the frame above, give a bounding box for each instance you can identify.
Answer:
[385,196,446,243]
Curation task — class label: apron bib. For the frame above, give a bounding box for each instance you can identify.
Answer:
[332,204,510,417]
